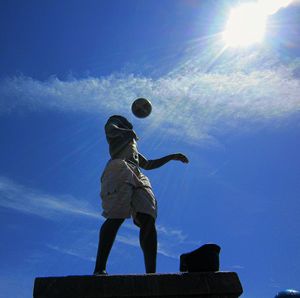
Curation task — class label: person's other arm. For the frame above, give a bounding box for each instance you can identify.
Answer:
[139,153,189,170]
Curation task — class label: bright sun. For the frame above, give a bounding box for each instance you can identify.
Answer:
[223,3,268,47]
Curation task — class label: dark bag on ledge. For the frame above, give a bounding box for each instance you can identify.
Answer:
[180,243,221,272]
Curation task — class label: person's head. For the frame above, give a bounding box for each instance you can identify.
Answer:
[107,115,133,129]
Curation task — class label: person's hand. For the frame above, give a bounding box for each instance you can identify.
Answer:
[172,153,189,163]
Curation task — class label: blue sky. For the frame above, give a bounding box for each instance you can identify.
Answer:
[1,1,300,297]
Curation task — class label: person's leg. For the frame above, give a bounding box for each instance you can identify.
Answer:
[94,218,125,274]
[135,212,157,273]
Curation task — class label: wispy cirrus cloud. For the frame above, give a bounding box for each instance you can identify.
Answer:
[1,48,299,142]
[0,176,190,258]
[46,244,95,262]
[0,176,98,220]
[116,225,192,259]
[116,233,180,259]
[44,228,188,264]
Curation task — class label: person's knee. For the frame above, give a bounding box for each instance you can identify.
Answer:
[136,213,155,229]
[106,218,125,224]
[101,218,125,232]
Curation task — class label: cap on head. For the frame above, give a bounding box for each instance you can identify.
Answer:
[107,115,133,129]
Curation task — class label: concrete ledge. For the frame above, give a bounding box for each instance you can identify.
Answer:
[33,272,243,298]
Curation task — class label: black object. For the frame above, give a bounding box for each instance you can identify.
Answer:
[131,98,152,118]
[180,244,221,272]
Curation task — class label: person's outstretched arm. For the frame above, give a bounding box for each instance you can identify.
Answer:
[139,153,189,170]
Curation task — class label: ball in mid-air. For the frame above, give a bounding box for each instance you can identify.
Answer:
[131,98,152,118]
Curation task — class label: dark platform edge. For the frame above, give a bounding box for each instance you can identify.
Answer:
[34,272,243,298]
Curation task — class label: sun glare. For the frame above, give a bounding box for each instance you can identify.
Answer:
[223,0,295,48]
[223,3,267,47]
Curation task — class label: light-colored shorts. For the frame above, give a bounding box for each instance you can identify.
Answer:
[100,159,157,221]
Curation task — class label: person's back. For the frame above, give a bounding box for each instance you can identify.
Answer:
[105,115,139,165]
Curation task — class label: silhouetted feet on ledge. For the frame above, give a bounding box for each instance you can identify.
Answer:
[94,270,108,276]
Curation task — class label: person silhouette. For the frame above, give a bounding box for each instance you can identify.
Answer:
[93,115,189,275]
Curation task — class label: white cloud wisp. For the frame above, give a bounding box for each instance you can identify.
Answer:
[0,176,99,220]
[0,176,190,258]
[1,49,300,142]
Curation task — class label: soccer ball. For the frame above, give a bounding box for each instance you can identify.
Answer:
[131,98,152,118]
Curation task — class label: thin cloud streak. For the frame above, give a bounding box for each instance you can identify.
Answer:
[0,176,190,258]
[117,223,192,258]
[46,244,95,262]
[44,230,185,264]
[116,233,184,259]
[116,234,140,247]
[0,176,99,220]
[156,225,187,243]
[1,49,299,141]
